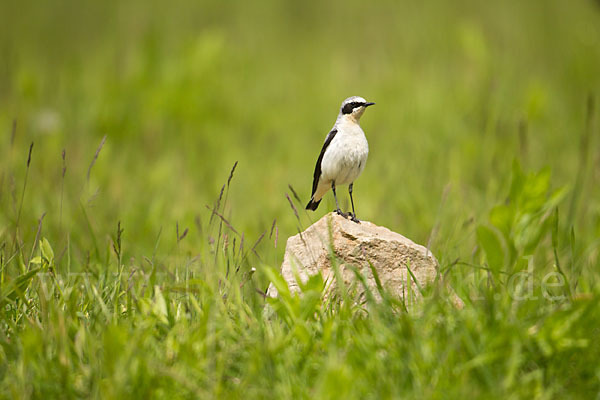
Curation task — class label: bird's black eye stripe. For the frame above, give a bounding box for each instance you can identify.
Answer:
[342,101,365,114]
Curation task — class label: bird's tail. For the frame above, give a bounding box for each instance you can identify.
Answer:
[305,198,321,211]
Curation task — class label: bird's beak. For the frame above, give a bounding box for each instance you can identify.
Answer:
[364,102,375,107]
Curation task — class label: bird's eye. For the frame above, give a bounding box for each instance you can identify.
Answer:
[342,102,363,114]
[342,103,353,114]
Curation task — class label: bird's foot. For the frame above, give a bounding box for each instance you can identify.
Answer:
[334,209,350,218]
[334,209,359,222]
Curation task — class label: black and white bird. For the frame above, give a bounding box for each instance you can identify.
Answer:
[305,96,375,223]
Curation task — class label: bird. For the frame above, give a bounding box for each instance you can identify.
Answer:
[305,96,375,223]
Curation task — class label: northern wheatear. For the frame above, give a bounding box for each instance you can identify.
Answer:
[305,96,374,223]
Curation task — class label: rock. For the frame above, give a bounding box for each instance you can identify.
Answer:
[267,213,440,305]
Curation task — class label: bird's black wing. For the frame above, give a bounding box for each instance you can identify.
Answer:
[310,129,337,197]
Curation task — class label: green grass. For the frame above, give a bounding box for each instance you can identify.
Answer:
[1,0,600,398]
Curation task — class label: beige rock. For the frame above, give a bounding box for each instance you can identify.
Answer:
[267,213,440,304]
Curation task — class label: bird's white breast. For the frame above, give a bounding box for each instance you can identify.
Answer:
[321,120,369,185]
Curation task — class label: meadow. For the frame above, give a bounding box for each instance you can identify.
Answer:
[1,0,600,398]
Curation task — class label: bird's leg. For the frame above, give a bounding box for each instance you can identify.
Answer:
[349,183,360,223]
[331,181,346,217]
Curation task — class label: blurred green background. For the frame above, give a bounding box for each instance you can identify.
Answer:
[2,0,600,398]
[1,0,599,261]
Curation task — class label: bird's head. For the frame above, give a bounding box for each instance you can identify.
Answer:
[339,96,375,123]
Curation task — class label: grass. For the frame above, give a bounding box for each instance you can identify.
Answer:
[1,0,600,398]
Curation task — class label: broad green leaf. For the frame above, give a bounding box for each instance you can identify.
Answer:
[477,225,505,273]
[298,271,324,293]
[0,268,41,307]
[152,285,168,324]
[489,204,514,240]
[29,256,42,265]
[40,237,54,263]
[521,167,551,212]
[544,185,570,212]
